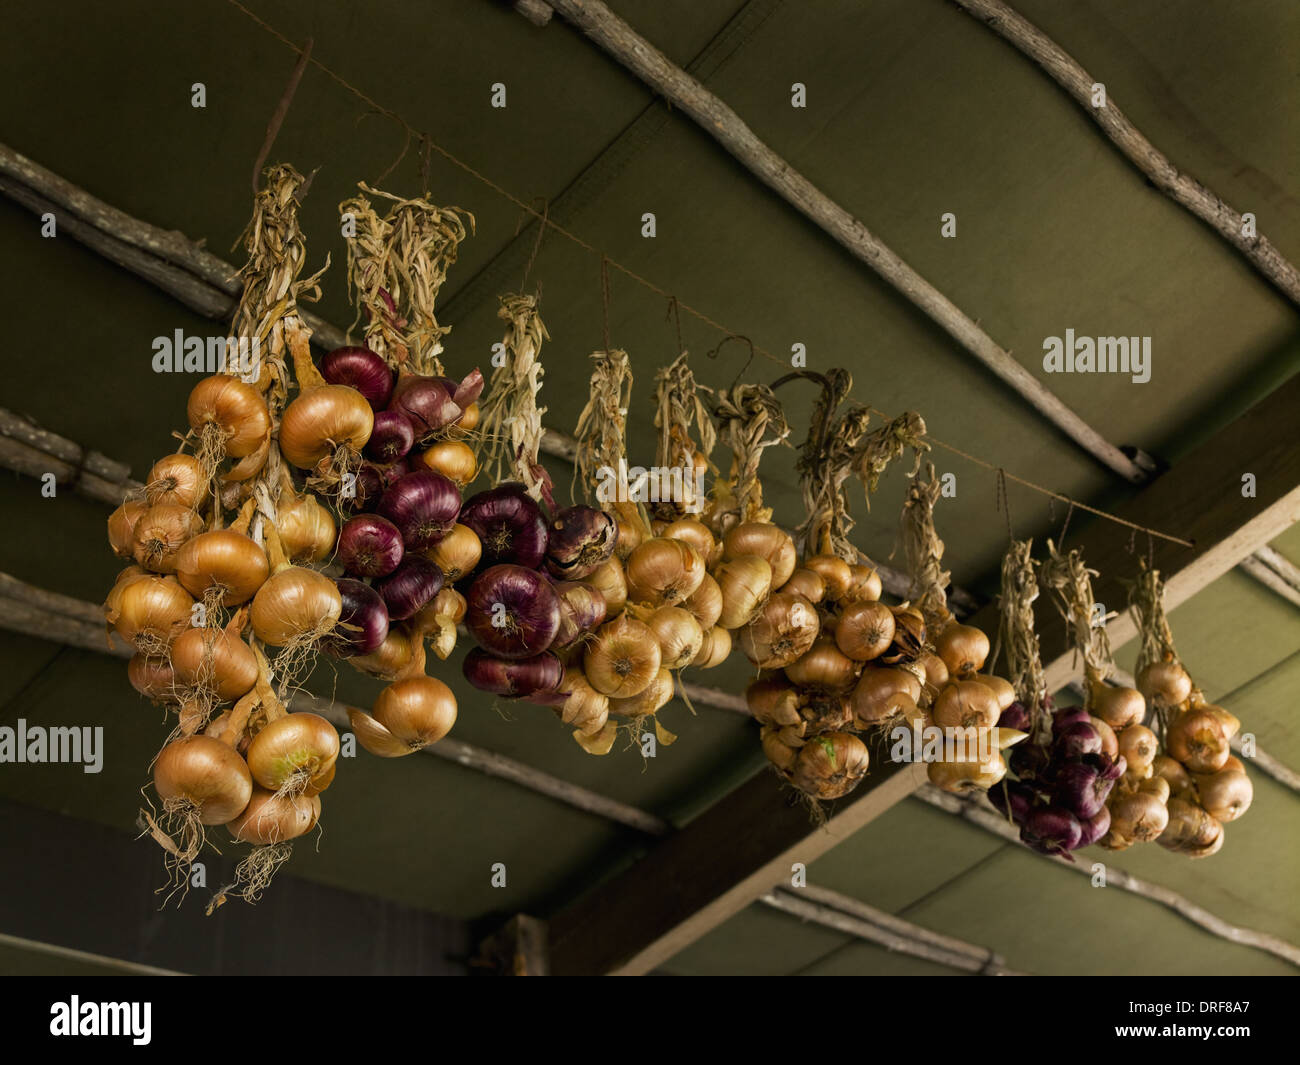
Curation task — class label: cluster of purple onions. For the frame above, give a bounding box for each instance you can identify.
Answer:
[989,701,1125,858]
[459,486,617,706]
[319,346,483,662]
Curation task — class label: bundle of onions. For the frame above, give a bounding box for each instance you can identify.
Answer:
[749,674,853,738]
[132,504,202,574]
[245,712,339,795]
[171,617,258,702]
[739,592,819,669]
[349,675,458,757]
[175,528,269,606]
[228,789,321,845]
[107,575,194,655]
[550,668,612,751]
[146,453,207,509]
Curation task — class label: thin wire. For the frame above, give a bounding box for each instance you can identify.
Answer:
[224,0,1194,550]
[666,295,683,355]
[994,468,1013,542]
[522,198,549,290]
[600,256,611,353]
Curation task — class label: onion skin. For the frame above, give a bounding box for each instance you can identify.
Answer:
[153,735,253,825]
[683,573,723,630]
[1167,708,1230,774]
[834,601,895,662]
[1055,721,1103,761]
[1089,716,1120,761]
[325,578,389,657]
[801,555,851,601]
[1118,723,1159,771]
[987,780,1036,822]
[1053,762,1113,820]
[277,493,336,563]
[1089,684,1145,730]
[781,568,825,605]
[364,410,416,464]
[625,538,706,608]
[936,622,989,677]
[584,615,662,698]
[584,557,628,618]
[171,626,258,702]
[110,576,194,650]
[466,564,561,659]
[379,471,463,551]
[249,568,342,647]
[321,346,393,409]
[375,555,444,621]
[609,666,674,718]
[784,637,858,691]
[1152,754,1194,797]
[1138,659,1193,707]
[132,504,203,574]
[661,519,714,561]
[460,483,548,569]
[546,506,617,580]
[552,582,608,650]
[108,500,148,558]
[416,440,478,487]
[1020,805,1083,856]
[175,529,269,606]
[350,625,414,680]
[280,384,374,469]
[692,625,731,668]
[463,648,564,699]
[187,375,270,458]
[844,564,882,603]
[146,454,206,509]
[714,555,772,630]
[790,732,869,799]
[997,701,1031,731]
[128,654,175,702]
[1111,790,1170,842]
[1077,805,1112,847]
[425,523,482,582]
[932,680,1001,731]
[1195,767,1252,822]
[851,667,922,726]
[739,592,819,669]
[246,713,340,793]
[723,523,797,588]
[971,674,1016,711]
[372,676,458,749]
[339,512,406,580]
[388,374,464,440]
[228,789,320,844]
[643,606,704,671]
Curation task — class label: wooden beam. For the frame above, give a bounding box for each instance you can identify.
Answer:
[1238,554,1300,610]
[950,0,1300,307]
[962,373,1300,693]
[541,0,1145,482]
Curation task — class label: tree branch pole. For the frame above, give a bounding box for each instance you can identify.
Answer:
[538,0,1145,482]
[950,0,1300,307]
[913,785,1300,970]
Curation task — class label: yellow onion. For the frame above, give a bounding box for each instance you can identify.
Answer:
[1118,723,1159,771]
[426,523,482,582]
[625,538,705,607]
[188,375,271,459]
[1138,658,1192,707]
[969,673,1015,711]
[834,600,894,662]
[613,512,644,561]
[789,732,869,799]
[928,753,1007,794]
[881,606,926,664]
[1139,775,1171,805]
[844,564,882,602]
[739,591,819,669]
[661,519,714,561]
[802,555,852,601]
[553,667,610,735]
[1090,715,1119,761]
[1089,684,1145,731]
[128,654,175,702]
[228,789,320,844]
[131,503,202,573]
[107,499,148,558]
[458,402,480,431]
[746,674,802,726]
[932,680,1001,730]
[683,573,723,630]
[277,493,336,563]
[415,587,467,629]
[110,575,194,653]
[1110,789,1169,842]
[246,713,339,794]
[351,626,414,680]
[691,626,731,668]
[1152,754,1194,797]
[714,555,773,630]
[146,453,207,509]
[781,568,826,604]
[1183,824,1226,859]
[642,606,704,671]
[280,384,374,471]
[1195,766,1252,822]
[723,523,796,588]
[417,439,478,487]
[175,529,269,606]
[1158,797,1218,851]
[918,652,949,692]
[761,726,798,773]
[1166,708,1229,774]
[585,557,628,617]
[104,564,150,617]
[1201,703,1240,741]
[250,567,342,647]
[1096,829,1134,852]
[170,624,258,702]
[372,676,458,751]
[610,666,674,718]
[936,622,989,677]
[585,615,662,698]
[784,637,858,691]
[851,667,922,725]
[154,735,253,825]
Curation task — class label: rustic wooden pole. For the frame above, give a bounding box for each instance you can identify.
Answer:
[950,0,1300,307]
[540,0,1145,482]
[914,785,1300,969]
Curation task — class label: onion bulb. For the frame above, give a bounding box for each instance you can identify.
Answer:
[552,667,610,735]
[108,500,148,559]
[109,576,194,653]
[881,606,926,664]
[277,493,336,563]
[132,504,202,573]
[425,523,482,582]
[187,375,270,459]
[1196,766,1252,822]
[1138,658,1193,707]
[153,735,252,825]
[551,582,607,651]
[642,606,704,671]
[969,674,1015,712]
[466,564,560,659]
[844,564,882,603]
[781,568,826,605]
[691,626,731,669]
[1201,703,1240,741]
[1089,683,1145,731]
[249,566,342,647]
[936,622,989,677]
[834,601,895,662]
[371,676,458,751]
[928,753,1007,795]
[784,636,858,691]
[625,538,705,607]
[146,454,206,509]
[851,667,922,726]
[723,523,796,588]
[171,624,258,702]
[1152,754,1194,797]
[739,592,819,669]
[1110,789,1170,842]
[789,733,869,799]
[713,555,773,630]
[128,654,175,702]
[246,713,339,795]
[546,506,617,580]
[801,555,852,602]
[280,384,374,470]
[932,680,1001,730]
[175,529,269,606]
[1166,708,1230,774]
[661,519,714,561]
[584,614,662,698]
[609,666,674,718]
[228,789,320,844]
[416,439,478,487]
[1118,723,1159,771]
[683,573,723,630]
[584,557,628,617]
[350,625,414,680]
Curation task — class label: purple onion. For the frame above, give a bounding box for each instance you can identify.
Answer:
[986,779,1036,823]
[364,410,416,464]
[998,701,1031,731]
[1009,741,1052,781]
[325,579,389,657]
[375,555,444,621]
[460,483,548,569]
[1020,805,1083,856]
[551,581,607,649]
[338,514,404,578]
[1055,720,1103,761]
[1052,705,1091,735]
[388,374,463,440]
[466,564,561,659]
[321,346,393,410]
[1053,761,1113,820]
[1077,805,1112,848]
[462,648,564,699]
[378,470,462,550]
[449,367,484,410]
[546,506,617,579]
[1099,753,1127,781]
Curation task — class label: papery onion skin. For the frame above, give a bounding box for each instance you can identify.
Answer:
[739,592,819,669]
[1167,708,1230,774]
[146,454,206,509]
[714,555,772,630]
[373,675,458,747]
[128,653,175,702]
[338,514,405,578]
[790,732,870,800]
[108,500,148,558]
[723,523,797,588]
[111,576,194,650]
[175,529,269,606]
[246,713,340,793]
[546,506,617,580]
[626,538,705,607]
[277,493,337,563]
[350,625,414,680]
[388,374,463,440]
[153,735,253,825]
[463,648,565,699]
[1020,805,1083,856]
[279,384,374,470]
[426,523,482,582]
[802,555,852,602]
[187,375,270,458]
[552,581,608,650]
[416,440,478,487]
[325,578,389,657]
[584,557,628,618]
[375,555,444,621]
[643,606,704,672]
[171,626,258,702]
[228,788,320,844]
[364,410,416,464]
[784,636,858,691]
[460,483,548,569]
[584,614,662,698]
[834,600,895,662]
[466,564,560,659]
[378,471,463,551]
[249,568,342,647]
[321,346,393,410]
[132,504,203,574]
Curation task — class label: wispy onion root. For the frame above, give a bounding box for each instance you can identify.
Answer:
[206,842,293,914]
[141,796,208,906]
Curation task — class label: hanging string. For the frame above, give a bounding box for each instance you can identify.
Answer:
[521,197,549,291]
[666,295,683,355]
[994,467,1013,542]
[600,255,612,353]
[251,36,313,197]
[225,0,1194,551]
[1058,499,1076,547]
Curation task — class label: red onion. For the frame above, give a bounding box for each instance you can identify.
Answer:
[987,779,1036,823]
[389,375,462,440]
[552,581,607,649]
[325,578,389,657]
[1077,804,1112,848]
[1009,741,1052,780]
[321,346,393,409]
[460,483,548,569]
[1098,753,1127,781]
[1055,720,1103,761]
[375,555,444,621]
[1053,761,1112,820]
[449,367,484,410]
[378,471,461,550]
[343,460,409,513]
[997,701,1031,731]
[1052,705,1091,735]
[1020,805,1082,856]
[546,506,617,579]
[462,648,564,699]
[364,410,416,464]
[338,514,404,578]
[466,564,560,659]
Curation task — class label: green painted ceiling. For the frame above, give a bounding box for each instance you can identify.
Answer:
[0,0,1297,974]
